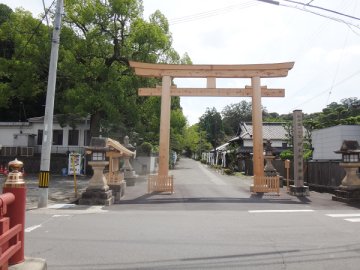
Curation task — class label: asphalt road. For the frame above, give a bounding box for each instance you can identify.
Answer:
[24,158,360,270]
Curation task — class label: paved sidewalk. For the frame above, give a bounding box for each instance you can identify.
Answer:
[0,173,90,210]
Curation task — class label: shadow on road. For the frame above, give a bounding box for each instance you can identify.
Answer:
[119,195,309,205]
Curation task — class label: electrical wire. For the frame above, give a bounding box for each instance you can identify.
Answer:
[42,0,50,27]
[282,0,360,21]
[279,2,360,33]
[15,0,56,59]
[292,68,360,110]
[325,29,349,106]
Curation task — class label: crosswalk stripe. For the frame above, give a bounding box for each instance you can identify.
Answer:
[248,210,314,213]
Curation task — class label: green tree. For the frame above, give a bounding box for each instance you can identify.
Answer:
[182,124,211,158]
[221,100,271,136]
[0,7,50,120]
[199,107,225,150]
[60,0,185,139]
[221,101,252,136]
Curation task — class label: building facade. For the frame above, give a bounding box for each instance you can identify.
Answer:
[0,115,90,156]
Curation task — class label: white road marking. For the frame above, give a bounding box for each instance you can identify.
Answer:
[25,225,42,233]
[326,213,360,218]
[48,204,76,209]
[199,164,227,186]
[249,210,314,213]
[344,218,360,222]
[52,214,71,217]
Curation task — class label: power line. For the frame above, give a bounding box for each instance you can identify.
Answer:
[283,0,360,21]
[292,68,360,110]
[257,0,360,32]
[15,0,56,58]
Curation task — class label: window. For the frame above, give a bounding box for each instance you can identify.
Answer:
[92,152,105,161]
[344,154,359,163]
[68,130,79,146]
[37,130,43,145]
[53,130,63,145]
[84,130,91,146]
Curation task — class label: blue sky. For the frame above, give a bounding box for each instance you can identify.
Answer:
[3,0,360,124]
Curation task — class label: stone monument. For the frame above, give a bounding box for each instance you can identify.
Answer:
[289,110,309,196]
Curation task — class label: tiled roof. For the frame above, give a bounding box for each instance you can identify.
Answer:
[239,122,288,140]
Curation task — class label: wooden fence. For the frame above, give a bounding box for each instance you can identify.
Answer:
[253,175,280,194]
[148,174,174,193]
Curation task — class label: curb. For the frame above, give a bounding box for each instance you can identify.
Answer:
[9,257,47,270]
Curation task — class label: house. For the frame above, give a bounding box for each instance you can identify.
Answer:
[203,122,289,168]
[230,122,289,156]
[0,115,90,156]
[312,125,360,160]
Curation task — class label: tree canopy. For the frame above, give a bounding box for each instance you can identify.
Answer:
[0,1,189,153]
[198,107,225,150]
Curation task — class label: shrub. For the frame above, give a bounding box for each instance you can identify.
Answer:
[139,142,152,156]
[223,168,234,175]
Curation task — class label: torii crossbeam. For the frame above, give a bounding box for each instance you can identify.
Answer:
[130,61,294,193]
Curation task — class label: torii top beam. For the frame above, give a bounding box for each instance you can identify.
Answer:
[129,61,294,78]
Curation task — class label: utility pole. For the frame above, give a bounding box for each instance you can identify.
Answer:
[38,0,64,208]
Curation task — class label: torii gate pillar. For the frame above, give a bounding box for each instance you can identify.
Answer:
[158,76,171,177]
[251,76,264,178]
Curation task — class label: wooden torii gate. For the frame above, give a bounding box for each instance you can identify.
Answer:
[130,61,294,193]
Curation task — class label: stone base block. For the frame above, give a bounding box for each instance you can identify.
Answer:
[126,178,137,186]
[289,185,310,196]
[109,182,126,203]
[332,187,360,203]
[78,189,114,206]
[9,257,47,270]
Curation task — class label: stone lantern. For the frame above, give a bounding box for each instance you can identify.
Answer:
[264,140,277,176]
[263,140,283,188]
[122,135,138,186]
[332,140,360,203]
[79,137,114,205]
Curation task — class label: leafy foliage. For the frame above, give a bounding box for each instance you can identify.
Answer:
[198,107,225,150]
[182,124,211,158]
[0,1,189,154]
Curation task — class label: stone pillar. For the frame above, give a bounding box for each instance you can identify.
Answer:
[289,110,309,196]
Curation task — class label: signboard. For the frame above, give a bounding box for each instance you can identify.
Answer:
[68,152,81,175]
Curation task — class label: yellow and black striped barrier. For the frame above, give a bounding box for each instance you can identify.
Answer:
[38,171,50,188]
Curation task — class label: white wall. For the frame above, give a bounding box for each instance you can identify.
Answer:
[312,125,360,160]
[243,139,284,148]
[0,123,33,146]
[0,118,90,154]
